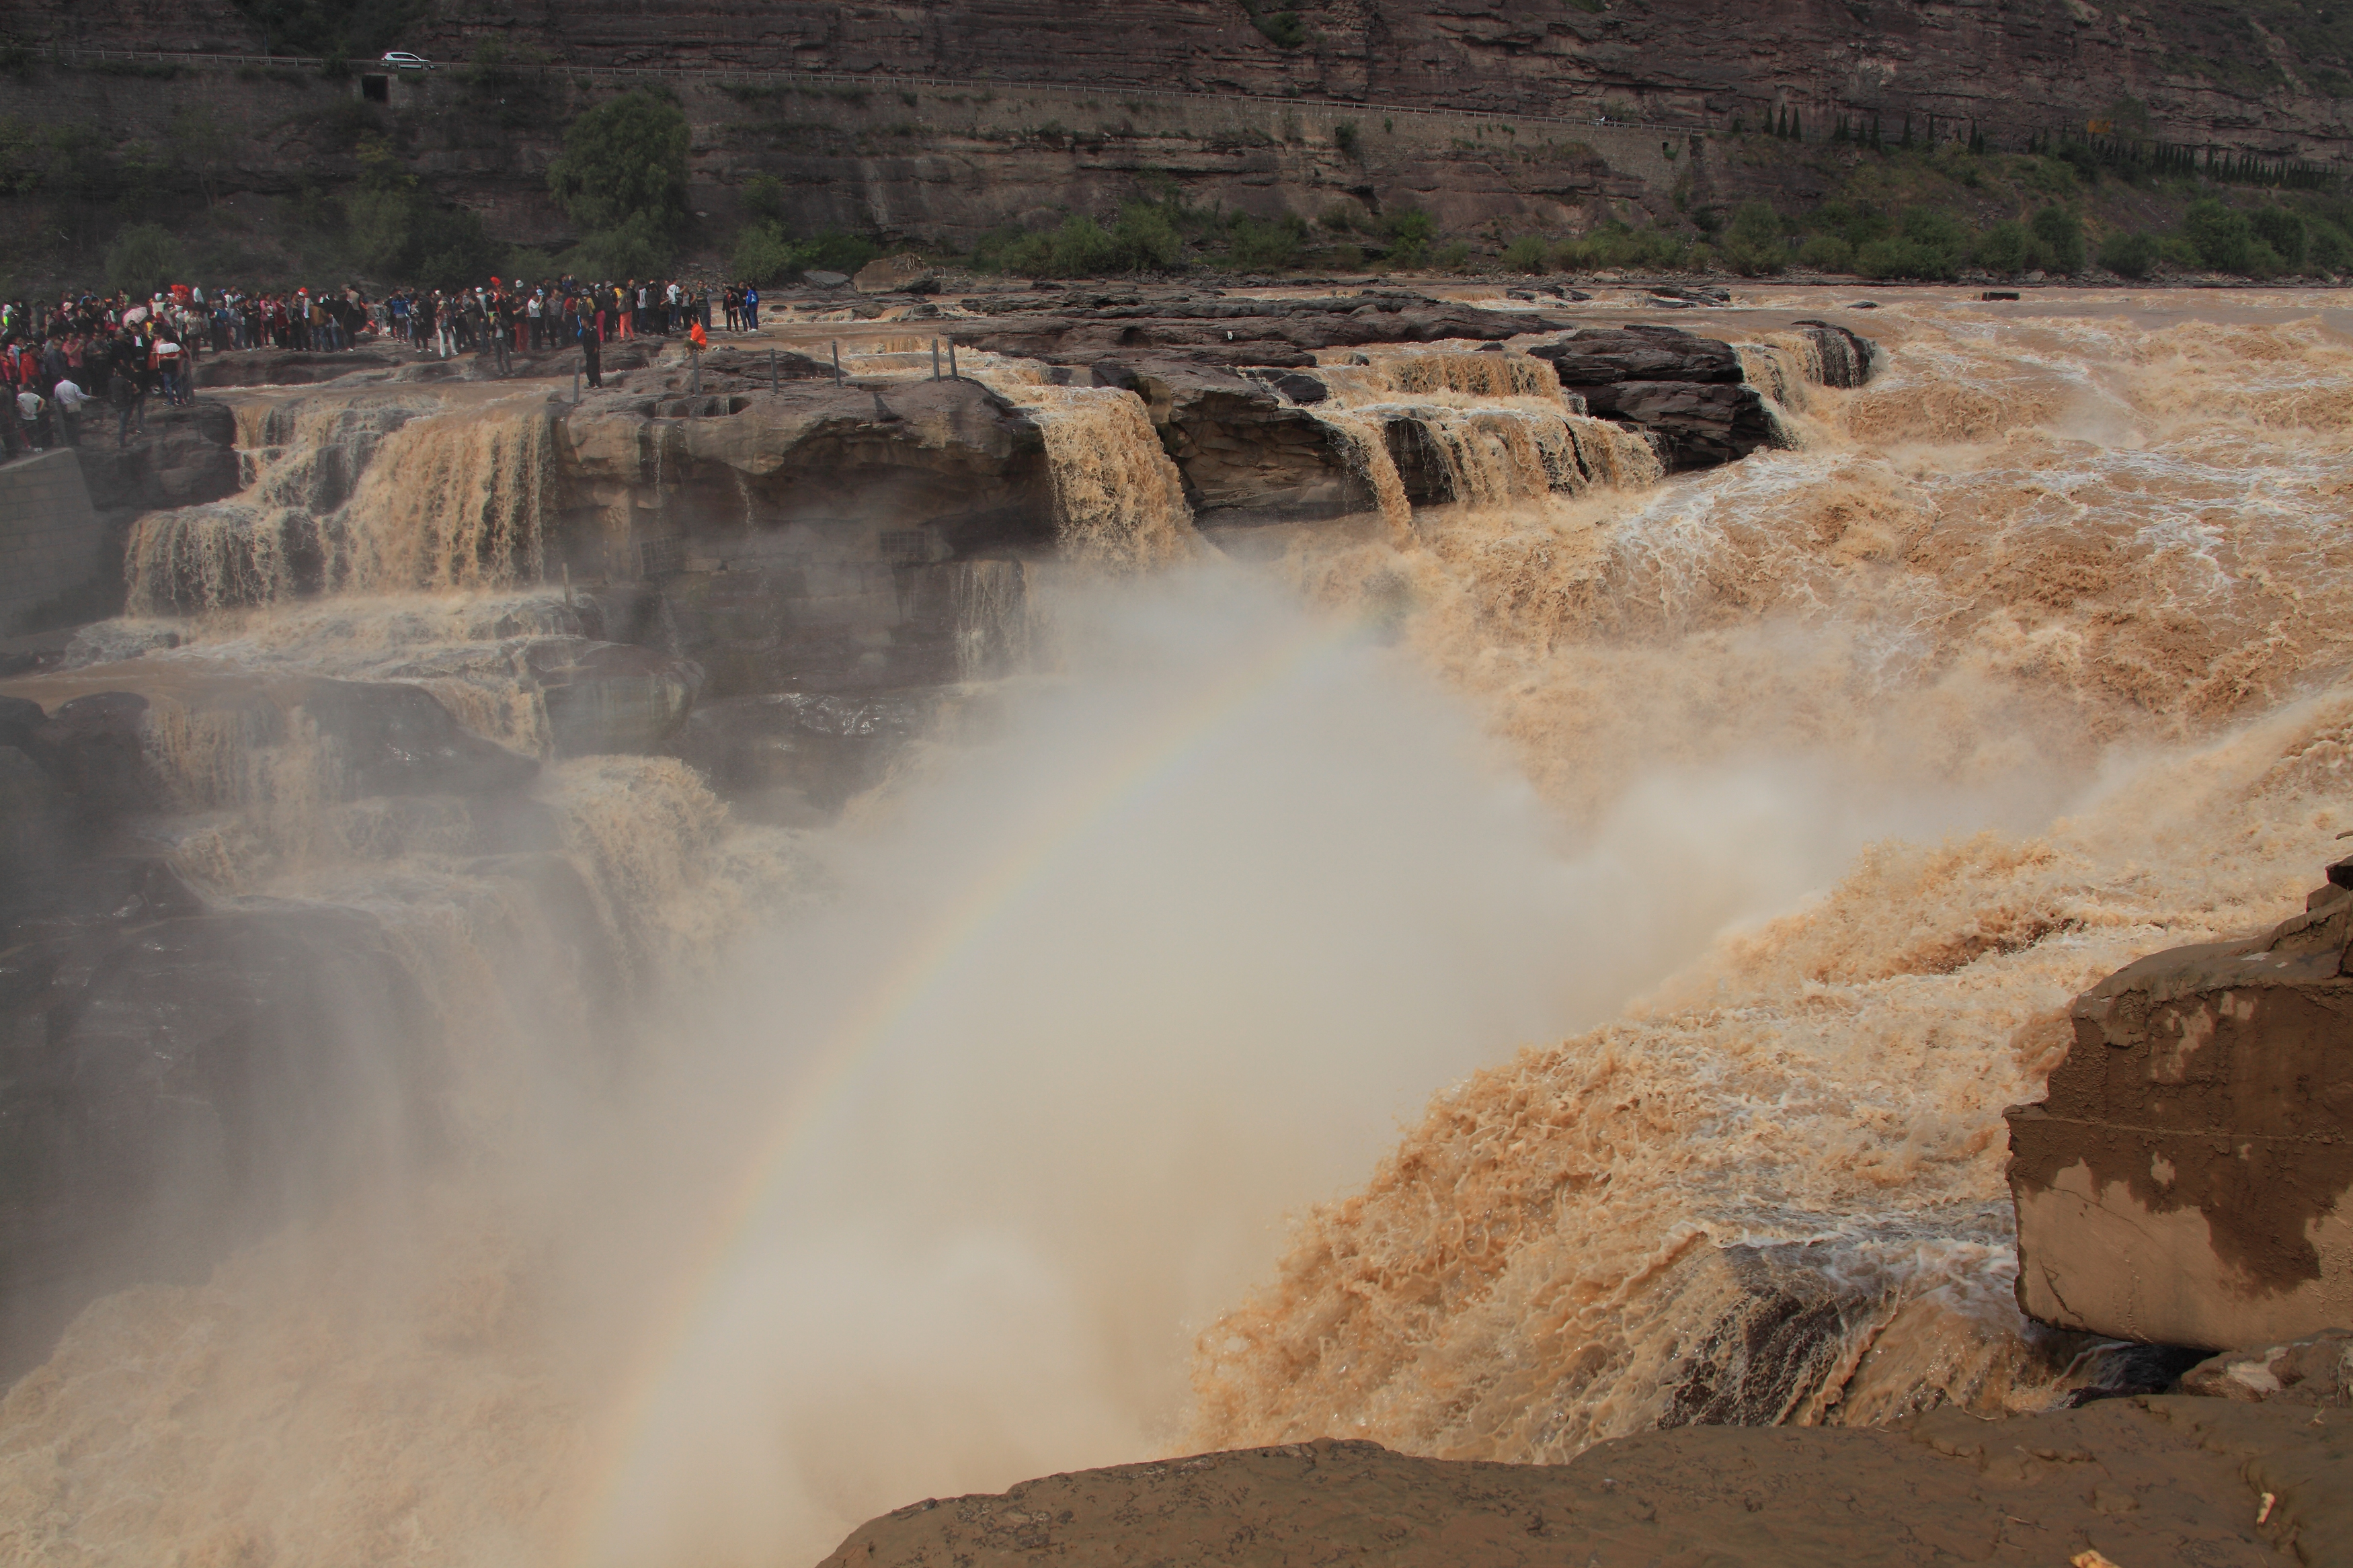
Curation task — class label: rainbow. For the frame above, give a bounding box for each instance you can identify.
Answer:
[569,602,1371,1564]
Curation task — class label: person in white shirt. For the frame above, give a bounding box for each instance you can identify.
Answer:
[50,378,87,447]
[15,387,48,452]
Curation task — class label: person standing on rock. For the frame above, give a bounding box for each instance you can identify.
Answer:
[577,311,602,390]
[14,383,46,453]
[742,282,760,332]
[109,354,143,448]
[49,374,87,447]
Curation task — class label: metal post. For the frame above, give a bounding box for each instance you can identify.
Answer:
[832,341,842,386]
[572,366,580,403]
[947,339,958,380]
[769,348,777,391]
[932,338,941,380]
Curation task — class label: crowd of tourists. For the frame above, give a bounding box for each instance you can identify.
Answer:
[2,275,768,460]
[2,290,206,459]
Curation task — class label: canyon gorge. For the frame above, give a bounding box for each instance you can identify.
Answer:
[1,277,2350,1567]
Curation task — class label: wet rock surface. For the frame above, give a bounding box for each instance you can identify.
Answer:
[959,290,1579,368]
[2008,858,2353,1351]
[1527,327,1781,470]
[2181,1329,2353,1407]
[563,374,1053,567]
[820,1399,2346,1568]
[0,670,556,1373]
[1094,356,1372,528]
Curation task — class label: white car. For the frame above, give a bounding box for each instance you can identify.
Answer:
[380,51,434,70]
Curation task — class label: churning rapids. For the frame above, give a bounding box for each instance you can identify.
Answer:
[5,288,2352,1567]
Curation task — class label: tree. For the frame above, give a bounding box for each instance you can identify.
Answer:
[548,91,690,235]
[346,137,500,287]
[2030,205,2084,273]
[1722,200,1785,274]
[2097,230,2157,278]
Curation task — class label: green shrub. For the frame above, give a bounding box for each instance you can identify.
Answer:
[1333,120,1359,159]
[105,222,186,296]
[1249,9,1306,46]
[1973,220,2032,274]
[1111,200,1185,271]
[1501,234,1549,273]
[731,221,799,284]
[505,245,557,283]
[1382,207,1434,267]
[344,143,502,288]
[2097,229,2158,278]
[1722,200,1786,275]
[1552,222,1689,272]
[740,172,787,225]
[2030,205,2085,273]
[1434,239,1472,270]
[559,213,674,282]
[2309,220,2352,274]
[2252,206,2308,270]
[548,91,690,233]
[1796,235,1855,273]
[2185,198,2257,272]
[1853,206,1967,280]
[1228,214,1306,270]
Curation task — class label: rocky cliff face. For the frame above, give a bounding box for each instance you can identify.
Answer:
[15,1,2350,157]
[3,3,2346,278]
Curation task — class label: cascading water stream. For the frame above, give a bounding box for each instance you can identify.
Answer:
[1298,348,1665,534]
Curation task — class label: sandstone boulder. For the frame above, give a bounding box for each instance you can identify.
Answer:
[854,254,941,294]
[1792,320,1878,389]
[192,348,407,388]
[1527,327,1780,470]
[1094,356,1371,528]
[2180,1329,2352,1405]
[71,402,241,516]
[2007,858,2353,1350]
[563,376,1053,563]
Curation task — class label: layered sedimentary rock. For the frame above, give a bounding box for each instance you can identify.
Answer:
[562,369,1050,694]
[2007,859,2353,1351]
[961,291,1577,369]
[819,1399,2344,1568]
[13,1,2344,160]
[1527,326,1779,470]
[1094,356,1373,527]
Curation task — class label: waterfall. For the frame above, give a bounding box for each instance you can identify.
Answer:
[982,380,1201,570]
[128,396,561,612]
[1300,349,1661,532]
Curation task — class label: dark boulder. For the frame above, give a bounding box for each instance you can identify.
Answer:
[72,401,241,516]
[1528,328,1780,470]
[1791,320,1878,388]
[1094,356,1371,528]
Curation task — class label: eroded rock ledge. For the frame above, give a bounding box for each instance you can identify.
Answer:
[818,1400,2344,1568]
